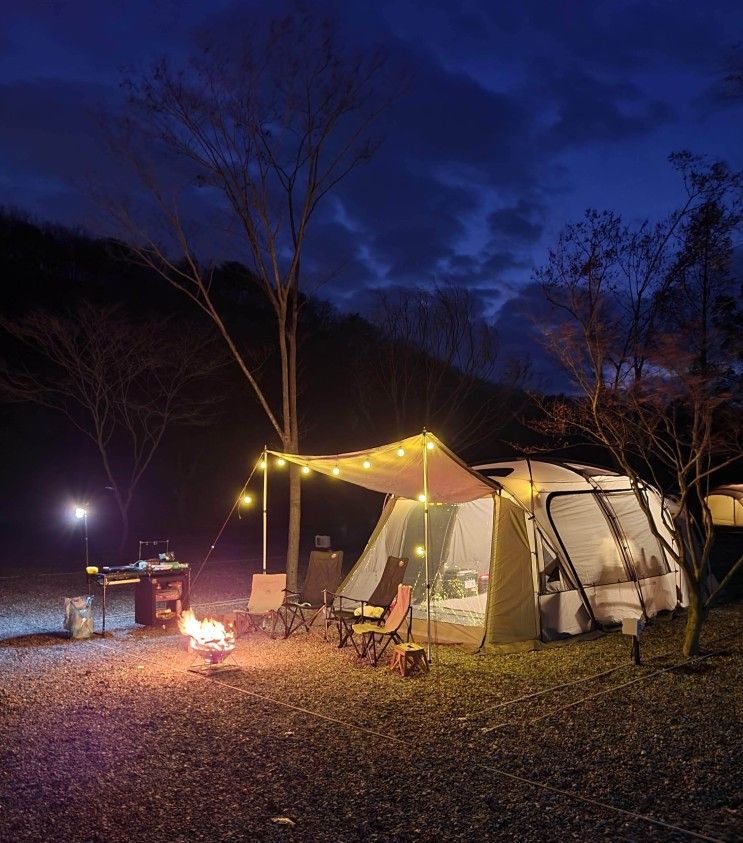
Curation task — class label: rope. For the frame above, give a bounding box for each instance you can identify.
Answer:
[195,674,409,745]
[458,663,628,721]
[475,762,723,843]
[189,457,261,590]
[524,645,739,727]
[465,628,743,725]
[84,632,732,842]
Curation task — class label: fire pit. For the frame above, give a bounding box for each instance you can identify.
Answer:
[179,610,239,674]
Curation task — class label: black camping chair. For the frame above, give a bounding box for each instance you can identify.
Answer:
[327,555,408,652]
[275,550,343,638]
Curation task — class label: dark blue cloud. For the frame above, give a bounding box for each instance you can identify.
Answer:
[0,78,119,228]
[536,67,674,148]
[0,0,742,327]
[488,199,545,246]
[491,282,573,392]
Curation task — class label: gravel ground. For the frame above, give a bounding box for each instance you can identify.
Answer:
[0,563,741,843]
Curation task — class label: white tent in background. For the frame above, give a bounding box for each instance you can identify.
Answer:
[705,485,743,528]
[269,434,686,651]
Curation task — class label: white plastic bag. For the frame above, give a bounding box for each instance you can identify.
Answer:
[64,596,94,639]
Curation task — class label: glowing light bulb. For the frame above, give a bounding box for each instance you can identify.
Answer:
[426,441,435,450]
[396,447,405,457]
[302,465,311,475]
[277,458,286,467]
[332,466,340,476]
[259,459,267,470]
[74,507,87,520]
[242,494,253,506]
[418,494,427,503]
[415,545,426,557]
[362,459,372,470]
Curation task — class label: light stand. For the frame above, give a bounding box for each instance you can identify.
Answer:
[75,506,89,566]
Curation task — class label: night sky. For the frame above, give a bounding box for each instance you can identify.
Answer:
[2,1,742,363]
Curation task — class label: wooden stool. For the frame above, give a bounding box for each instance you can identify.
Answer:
[390,642,429,677]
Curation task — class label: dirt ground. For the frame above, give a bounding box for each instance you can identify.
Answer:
[0,562,741,842]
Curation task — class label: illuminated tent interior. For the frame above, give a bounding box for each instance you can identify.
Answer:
[705,485,743,527]
[269,434,687,650]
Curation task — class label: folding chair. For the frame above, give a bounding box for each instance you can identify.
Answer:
[327,556,408,650]
[276,550,343,638]
[352,584,413,666]
[234,573,286,637]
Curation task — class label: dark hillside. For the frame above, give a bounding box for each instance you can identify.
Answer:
[0,214,531,569]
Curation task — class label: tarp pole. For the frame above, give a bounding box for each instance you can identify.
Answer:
[423,429,432,663]
[262,446,268,575]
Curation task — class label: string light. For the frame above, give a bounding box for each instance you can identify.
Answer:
[242,494,253,506]
[362,459,372,470]
[396,446,405,457]
[277,458,286,467]
[302,465,311,475]
[259,459,267,470]
[418,494,426,503]
[426,440,435,450]
[415,545,426,557]
[332,465,341,476]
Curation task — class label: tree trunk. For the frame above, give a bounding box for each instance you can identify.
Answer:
[284,297,301,592]
[682,584,705,657]
[286,463,301,592]
[117,506,130,559]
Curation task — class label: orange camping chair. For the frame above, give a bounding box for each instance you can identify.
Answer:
[351,584,413,666]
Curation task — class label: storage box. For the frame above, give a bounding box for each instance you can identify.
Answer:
[442,568,479,598]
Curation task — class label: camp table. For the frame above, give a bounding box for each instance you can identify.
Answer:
[87,564,190,635]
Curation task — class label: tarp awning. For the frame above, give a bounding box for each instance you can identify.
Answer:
[268,432,499,503]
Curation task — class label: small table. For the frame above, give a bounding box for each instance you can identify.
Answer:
[390,642,428,677]
[87,566,190,635]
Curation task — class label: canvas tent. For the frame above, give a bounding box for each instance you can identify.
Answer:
[269,434,686,650]
[705,485,743,528]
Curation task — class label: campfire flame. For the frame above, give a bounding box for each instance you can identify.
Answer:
[179,610,236,664]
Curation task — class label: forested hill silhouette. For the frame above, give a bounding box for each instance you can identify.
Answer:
[0,212,538,569]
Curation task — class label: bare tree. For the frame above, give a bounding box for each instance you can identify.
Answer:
[357,284,527,450]
[108,13,389,587]
[0,302,220,552]
[534,154,743,656]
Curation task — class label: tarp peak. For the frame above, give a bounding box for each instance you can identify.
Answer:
[268,432,499,504]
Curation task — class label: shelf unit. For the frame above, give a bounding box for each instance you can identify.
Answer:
[134,572,191,626]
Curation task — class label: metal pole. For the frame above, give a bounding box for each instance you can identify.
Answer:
[84,511,89,567]
[262,447,268,574]
[423,430,432,663]
[102,578,107,636]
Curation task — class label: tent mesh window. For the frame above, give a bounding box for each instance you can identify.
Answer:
[397,501,492,628]
[547,493,628,586]
[539,537,575,594]
[602,491,671,579]
[399,504,456,604]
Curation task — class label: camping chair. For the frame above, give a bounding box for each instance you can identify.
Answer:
[352,584,413,667]
[235,573,287,637]
[327,556,408,651]
[276,550,343,638]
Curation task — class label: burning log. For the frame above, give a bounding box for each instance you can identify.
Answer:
[179,610,236,665]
